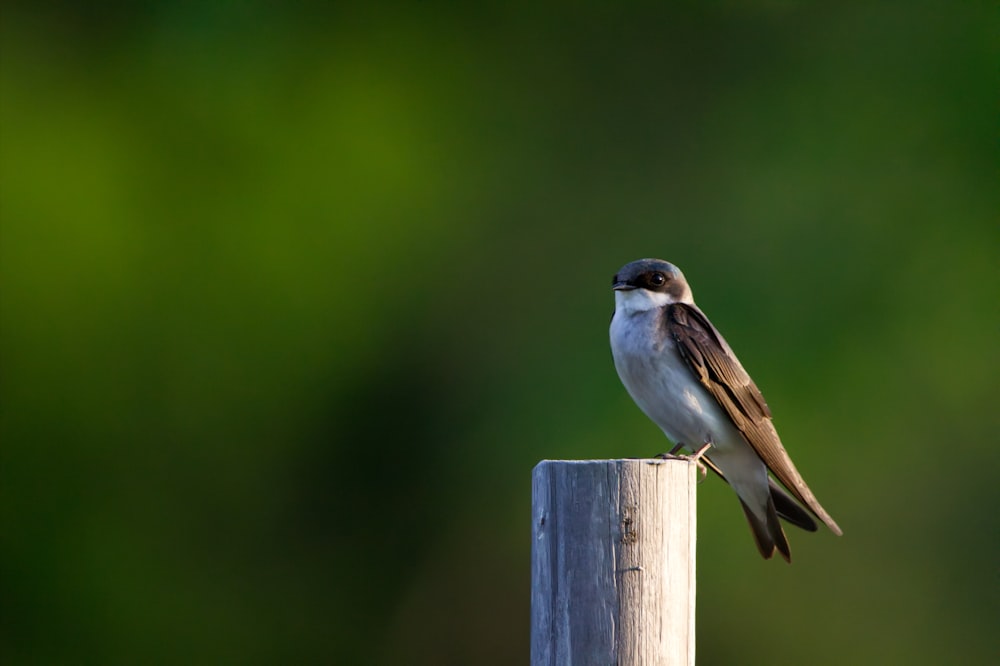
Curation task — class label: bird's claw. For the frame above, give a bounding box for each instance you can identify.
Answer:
[654,442,710,481]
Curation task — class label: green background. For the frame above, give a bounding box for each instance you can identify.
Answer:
[2,2,997,664]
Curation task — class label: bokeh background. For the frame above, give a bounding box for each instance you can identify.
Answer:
[2,1,997,664]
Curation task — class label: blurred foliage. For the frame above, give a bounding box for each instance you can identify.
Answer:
[1,1,997,664]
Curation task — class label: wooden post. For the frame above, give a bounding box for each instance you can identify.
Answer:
[530,459,697,666]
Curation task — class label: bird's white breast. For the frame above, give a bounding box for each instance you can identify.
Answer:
[609,306,743,452]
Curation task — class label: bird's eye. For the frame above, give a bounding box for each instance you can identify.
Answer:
[649,272,667,287]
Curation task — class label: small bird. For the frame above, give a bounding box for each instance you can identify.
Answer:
[609,258,842,561]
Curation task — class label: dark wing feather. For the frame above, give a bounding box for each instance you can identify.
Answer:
[666,303,842,535]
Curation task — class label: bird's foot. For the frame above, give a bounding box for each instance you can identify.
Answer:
[654,442,710,481]
[688,441,712,462]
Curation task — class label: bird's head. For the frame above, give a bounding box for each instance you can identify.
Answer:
[612,258,693,313]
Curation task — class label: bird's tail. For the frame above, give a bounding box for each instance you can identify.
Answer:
[769,477,818,532]
[704,456,817,533]
[739,495,792,563]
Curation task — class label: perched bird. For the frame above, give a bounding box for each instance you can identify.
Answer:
[609,258,842,561]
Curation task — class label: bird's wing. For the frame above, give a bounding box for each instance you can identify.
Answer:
[665,303,842,535]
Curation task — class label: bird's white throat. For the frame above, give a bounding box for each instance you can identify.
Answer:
[614,288,689,315]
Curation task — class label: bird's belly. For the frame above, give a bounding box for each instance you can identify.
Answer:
[612,337,744,452]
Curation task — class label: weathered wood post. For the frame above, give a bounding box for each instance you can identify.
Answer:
[530,459,697,666]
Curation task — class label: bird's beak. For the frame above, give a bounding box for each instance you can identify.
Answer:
[612,281,635,291]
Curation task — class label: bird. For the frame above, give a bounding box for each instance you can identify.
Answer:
[609,258,842,561]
